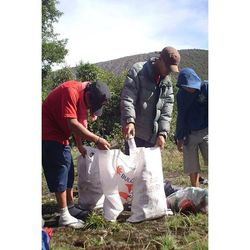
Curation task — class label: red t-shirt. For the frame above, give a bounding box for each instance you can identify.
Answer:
[42,81,89,145]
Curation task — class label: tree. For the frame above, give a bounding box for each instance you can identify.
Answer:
[42,66,75,101]
[42,0,68,79]
[75,61,103,82]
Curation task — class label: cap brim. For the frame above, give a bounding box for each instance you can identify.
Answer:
[169,65,179,73]
[93,106,103,116]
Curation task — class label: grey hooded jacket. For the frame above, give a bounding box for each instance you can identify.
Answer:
[120,58,174,144]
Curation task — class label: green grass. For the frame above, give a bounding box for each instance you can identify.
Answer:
[42,143,208,250]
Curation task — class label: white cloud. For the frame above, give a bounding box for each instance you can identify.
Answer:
[54,0,208,67]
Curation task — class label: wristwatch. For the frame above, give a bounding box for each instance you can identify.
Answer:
[158,132,167,139]
[126,117,135,124]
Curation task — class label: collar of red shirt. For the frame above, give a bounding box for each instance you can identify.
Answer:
[154,74,161,85]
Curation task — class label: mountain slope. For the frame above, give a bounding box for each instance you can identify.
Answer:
[95,49,208,81]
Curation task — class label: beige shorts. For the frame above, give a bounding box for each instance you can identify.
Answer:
[183,127,208,174]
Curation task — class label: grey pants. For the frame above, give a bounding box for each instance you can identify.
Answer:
[183,127,208,174]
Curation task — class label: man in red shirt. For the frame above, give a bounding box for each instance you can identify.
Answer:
[42,80,111,228]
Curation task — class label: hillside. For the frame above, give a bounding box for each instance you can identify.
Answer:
[95,49,208,81]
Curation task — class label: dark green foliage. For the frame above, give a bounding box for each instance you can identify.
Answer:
[88,94,123,144]
[42,40,68,74]
[42,66,75,101]
[75,62,102,82]
[42,0,62,37]
[73,62,126,144]
[50,66,75,85]
[42,0,68,79]
[76,64,126,146]
[89,70,126,145]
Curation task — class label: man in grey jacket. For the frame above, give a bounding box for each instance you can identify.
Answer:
[120,46,180,154]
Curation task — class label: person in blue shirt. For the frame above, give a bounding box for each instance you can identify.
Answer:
[175,68,208,187]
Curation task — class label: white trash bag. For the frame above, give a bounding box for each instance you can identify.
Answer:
[99,139,171,222]
[77,146,104,210]
[98,149,137,221]
[127,146,172,223]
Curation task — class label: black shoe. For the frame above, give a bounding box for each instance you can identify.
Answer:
[68,206,90,220]
[164,180,181,197]
[199,176,208,185]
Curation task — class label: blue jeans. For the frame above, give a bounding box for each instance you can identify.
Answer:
[42,141,74,192]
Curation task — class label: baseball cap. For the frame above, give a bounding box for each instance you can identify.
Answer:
[160,47,181,72]
[88,80,111,116]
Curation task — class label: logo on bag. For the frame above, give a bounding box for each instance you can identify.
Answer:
[116,165,134,202]
[119,184,133,201]
[116,166,123,175]
[116,165,134,183]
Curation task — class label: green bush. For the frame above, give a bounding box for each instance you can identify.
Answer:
[42,66,75,101]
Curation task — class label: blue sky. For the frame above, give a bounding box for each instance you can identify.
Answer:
[54,0,208,66]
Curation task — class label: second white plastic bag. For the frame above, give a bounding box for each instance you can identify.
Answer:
[98,149,137,221]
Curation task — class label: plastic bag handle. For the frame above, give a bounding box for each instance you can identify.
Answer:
[127,137,136,149]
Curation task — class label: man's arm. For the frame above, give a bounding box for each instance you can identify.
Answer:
[175,89,196,151]
[158,85,174,138]
[74,135,87,157]
[120,67,139,139]
[156,85,174,149]
[67,118,110,150]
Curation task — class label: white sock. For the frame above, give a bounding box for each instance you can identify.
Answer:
[59,207,79,225]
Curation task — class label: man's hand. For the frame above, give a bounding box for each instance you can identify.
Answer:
[177,139,184,152]
[96,137,111,150]
[78,146,87,157]
[156,135,166,150]
[74,134,87,158]
[67,118,110,150]
[122,123,135,140]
